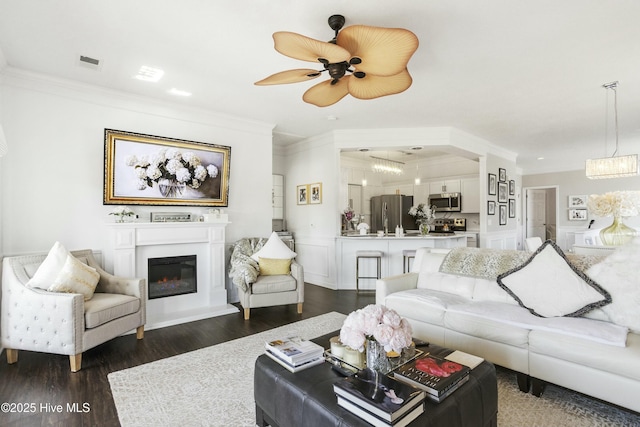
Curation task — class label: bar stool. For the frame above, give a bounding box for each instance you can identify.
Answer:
[403,249,416,273]
[355,250,383,293]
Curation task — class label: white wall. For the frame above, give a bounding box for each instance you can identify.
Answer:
[0,70,274,257]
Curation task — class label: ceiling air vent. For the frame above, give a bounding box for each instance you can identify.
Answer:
[78,55,102,70]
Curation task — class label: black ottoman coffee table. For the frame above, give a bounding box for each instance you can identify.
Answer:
[254,331,497,427]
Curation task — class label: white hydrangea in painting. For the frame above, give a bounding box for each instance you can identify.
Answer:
[125,148,219,197]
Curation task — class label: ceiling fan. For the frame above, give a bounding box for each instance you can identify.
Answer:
[255,15,419,107]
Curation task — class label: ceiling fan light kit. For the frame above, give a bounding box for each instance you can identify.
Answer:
[255,15,418,106]
[585,81,639,179]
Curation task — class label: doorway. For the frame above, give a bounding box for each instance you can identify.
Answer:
[524,186,558,242]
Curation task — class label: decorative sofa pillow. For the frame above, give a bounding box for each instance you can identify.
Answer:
[26,241,70,290]
[497,240,611,317]
[586,237,640,333]
[251,232,296,261]
[258,257,292,276]
[48,254,100,301]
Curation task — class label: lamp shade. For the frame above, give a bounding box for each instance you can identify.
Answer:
[585,154,639,179]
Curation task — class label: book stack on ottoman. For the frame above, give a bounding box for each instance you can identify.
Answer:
[264,336,324,372]
[333,369,425,427]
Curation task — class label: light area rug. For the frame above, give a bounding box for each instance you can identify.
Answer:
[109,311,640,427]
[108,312,347,427]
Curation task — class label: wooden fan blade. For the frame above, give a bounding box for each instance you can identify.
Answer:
[302,77,350,107]
[347,69,413,99]
[337,25,418,76]
[255,69,322,85]
[273,32,351,64]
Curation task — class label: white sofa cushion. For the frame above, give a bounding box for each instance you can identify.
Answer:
[447,301,627,347]
[417,271,476,299]
[444,304,531,349]
[384,289,470,326]
[26,241,69,290]
[529,330,640,381]
[84,293,141,329]
[586,238,640,334]
[497,241,611,317]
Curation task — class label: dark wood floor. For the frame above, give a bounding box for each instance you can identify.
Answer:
[0,284,374,427]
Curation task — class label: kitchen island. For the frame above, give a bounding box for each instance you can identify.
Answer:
[336,234,467,291]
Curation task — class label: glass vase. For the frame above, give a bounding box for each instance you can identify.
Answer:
[599,215,636,246]
[158,178,186,198]
[366,339,390,373]
[419,223,430,235]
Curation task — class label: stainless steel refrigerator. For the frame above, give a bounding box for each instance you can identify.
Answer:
[370,195,414,233]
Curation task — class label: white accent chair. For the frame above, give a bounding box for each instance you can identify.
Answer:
[1,249,146,372]
[525,237,543,252]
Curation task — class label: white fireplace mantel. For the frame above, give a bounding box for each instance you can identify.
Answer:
[104,221,238,330]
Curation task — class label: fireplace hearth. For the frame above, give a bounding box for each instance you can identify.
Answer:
[148,255,197,299]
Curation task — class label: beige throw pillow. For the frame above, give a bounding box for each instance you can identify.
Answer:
[48,254,100,301]
[259,257,292,276]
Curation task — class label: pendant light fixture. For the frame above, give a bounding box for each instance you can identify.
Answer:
[371,155,404,175]
[585,81,639,179]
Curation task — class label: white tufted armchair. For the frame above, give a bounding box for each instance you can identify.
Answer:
[1,249,146,372]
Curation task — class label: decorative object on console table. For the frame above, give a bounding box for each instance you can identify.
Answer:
[103,129,230,206]
[333,368,425,426]
[587,191,640,246]
[393,353,470,403]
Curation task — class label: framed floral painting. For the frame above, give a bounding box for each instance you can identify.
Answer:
[104,129,231,206]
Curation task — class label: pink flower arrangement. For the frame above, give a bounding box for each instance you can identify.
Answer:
[339,304,413,354]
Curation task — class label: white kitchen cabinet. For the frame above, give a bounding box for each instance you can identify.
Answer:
[429,179,460,194]
[461,177,480,213]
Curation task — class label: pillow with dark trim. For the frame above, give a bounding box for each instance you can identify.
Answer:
[497,240,611,317]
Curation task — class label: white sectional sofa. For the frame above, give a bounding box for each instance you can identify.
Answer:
[376,240,640,413]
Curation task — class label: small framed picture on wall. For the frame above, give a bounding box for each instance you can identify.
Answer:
[297,184,308,205]
[568,195,587,208]
[509,180,515,195]
[498,182,508,203]
[569,209,587,221]
[488,173,497,195]
[509,198,515,218]
[498,168,507,182]
[499,204,507,225]
[488,200,496,215]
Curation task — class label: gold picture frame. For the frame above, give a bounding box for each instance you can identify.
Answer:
[104,129,231,206]
[309,182,322,204]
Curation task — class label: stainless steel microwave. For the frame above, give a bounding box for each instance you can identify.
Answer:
[428,193,462,212]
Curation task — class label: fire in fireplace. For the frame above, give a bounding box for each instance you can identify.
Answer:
[147,255,197,299]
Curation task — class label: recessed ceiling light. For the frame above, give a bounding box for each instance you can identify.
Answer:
[358,148,370,152]
[537,157,545,160]
[168,88,192,97]
[134,66,164,82]
[326,115,338,121]
[410,146,423,150]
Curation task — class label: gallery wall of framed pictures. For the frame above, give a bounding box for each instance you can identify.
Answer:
[487,167,515,226]
[567,195,587,221]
